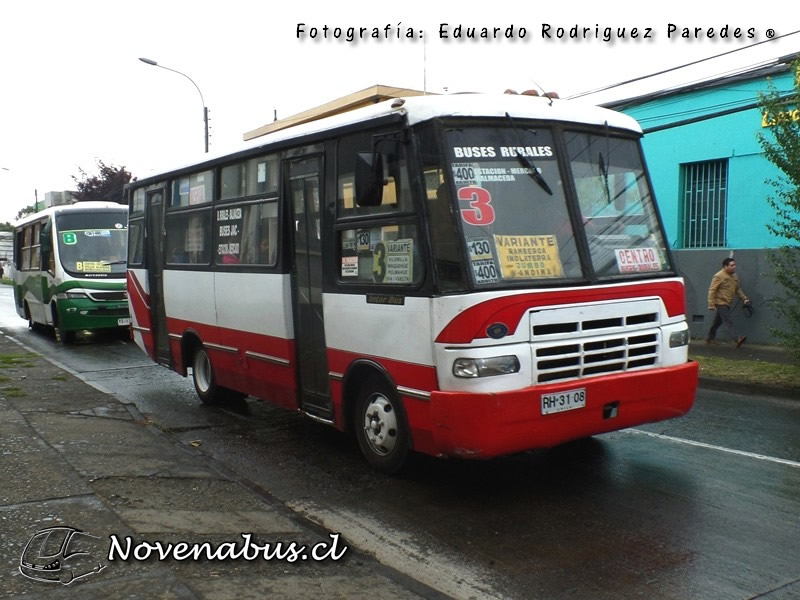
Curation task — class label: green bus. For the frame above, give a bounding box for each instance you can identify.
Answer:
[11,202,130,343]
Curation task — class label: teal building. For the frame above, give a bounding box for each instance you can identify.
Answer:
[606,54,799,345]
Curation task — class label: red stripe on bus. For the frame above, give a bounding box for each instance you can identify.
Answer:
[126,271,154,358]
[126,271,150,308]
[165,317,299,409]
[327,348,438,393]
[435,280,686,344]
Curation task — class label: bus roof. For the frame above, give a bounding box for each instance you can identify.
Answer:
[247,93,641,142]
[13,202,127,228]
[132,94,642,186]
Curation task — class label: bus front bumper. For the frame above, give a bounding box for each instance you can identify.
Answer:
[57,299,131,333]
[424,361,698,459]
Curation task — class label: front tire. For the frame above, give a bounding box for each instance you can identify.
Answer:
[57,325,76,344]
[49,304,75,344]
[354,377,410,474]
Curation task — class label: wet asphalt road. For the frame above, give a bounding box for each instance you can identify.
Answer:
[2,285,799,600]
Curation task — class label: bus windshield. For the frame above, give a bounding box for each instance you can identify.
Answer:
[565,131,670,279]
[56,211,128,277]
[439,125,671,287]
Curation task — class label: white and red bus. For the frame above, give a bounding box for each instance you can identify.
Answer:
[126,93,698,472]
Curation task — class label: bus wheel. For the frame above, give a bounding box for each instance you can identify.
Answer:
[192,346,223,404]
[354,378,410,474]
[58,327,76,344]
[24,303,36,331]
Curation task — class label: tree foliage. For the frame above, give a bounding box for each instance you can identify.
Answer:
[72,160,133,204]
[14,205,36,221]
[757,61,800,358]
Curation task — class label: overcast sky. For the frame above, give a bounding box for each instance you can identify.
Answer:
[1,0,798,223]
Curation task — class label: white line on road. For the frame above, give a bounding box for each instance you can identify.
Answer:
[628,429,800,468]
[287,500,509,600]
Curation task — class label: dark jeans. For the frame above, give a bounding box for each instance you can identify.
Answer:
[707,304,741,341]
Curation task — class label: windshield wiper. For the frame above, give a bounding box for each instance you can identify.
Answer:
[599,153,611,203]
[100,260,127,265]
[504,112,553,196]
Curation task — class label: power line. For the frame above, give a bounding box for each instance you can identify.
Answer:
[566,30,800,100]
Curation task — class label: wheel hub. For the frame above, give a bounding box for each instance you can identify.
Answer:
[363,394,397,456]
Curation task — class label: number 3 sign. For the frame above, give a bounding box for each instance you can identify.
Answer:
[458,187,495,226]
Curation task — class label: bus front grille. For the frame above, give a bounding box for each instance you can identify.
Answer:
[87,291,127,301]
[534,331,659,384]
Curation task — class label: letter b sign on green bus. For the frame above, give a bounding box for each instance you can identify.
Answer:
[62,232,77,245]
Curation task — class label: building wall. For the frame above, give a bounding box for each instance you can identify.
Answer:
[0,231,12,264]
[675,248,781,344]
[616,69,796,345]
[625,73,793,250]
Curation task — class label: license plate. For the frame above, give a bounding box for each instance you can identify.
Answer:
[118,318,131,326]
[541,388,586,415]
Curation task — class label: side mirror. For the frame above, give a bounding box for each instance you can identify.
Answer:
[354,152,384,207]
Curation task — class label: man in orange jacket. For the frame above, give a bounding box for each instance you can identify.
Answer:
[706,257,751,347]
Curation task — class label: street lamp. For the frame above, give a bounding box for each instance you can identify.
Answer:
[139,57,209,153]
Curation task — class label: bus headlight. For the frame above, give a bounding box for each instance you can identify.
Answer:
[453,355,521,378]
[669,329,690,348]
[56,291,87,300]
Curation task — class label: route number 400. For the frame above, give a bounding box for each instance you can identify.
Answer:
[458,187,496,226]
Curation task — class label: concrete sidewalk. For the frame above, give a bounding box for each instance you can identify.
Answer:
[0,331,434,599]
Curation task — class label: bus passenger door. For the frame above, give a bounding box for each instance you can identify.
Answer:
[146,189,170,363]
[286,157,331,416]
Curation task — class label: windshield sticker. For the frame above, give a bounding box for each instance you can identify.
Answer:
[458,187,496,226]
[76,261,112,273]
[383,239,414,284]
[83,230,111,237]
[341,256,358,277]
[452,163,514,186]
[614,248,663,273]
[494,234,564,279]
[189,185,206,205]
[471,259,499,284]
[62,232,78,245]
[466,237,493,261]
[356,229,372,252]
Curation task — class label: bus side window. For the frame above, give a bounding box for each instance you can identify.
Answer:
[337,130,412,217]
[166,211,211,265]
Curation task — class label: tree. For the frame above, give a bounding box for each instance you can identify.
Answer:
[72,159,133,204]
[757,60,800,359]
[14,204,37,221]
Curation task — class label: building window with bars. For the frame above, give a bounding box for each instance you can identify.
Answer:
[681,159,728,248]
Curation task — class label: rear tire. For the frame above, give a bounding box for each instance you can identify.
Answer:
[191,346,246,404]
[192,346,220,404]
[354,377,410,474]
[25,302,43,333]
